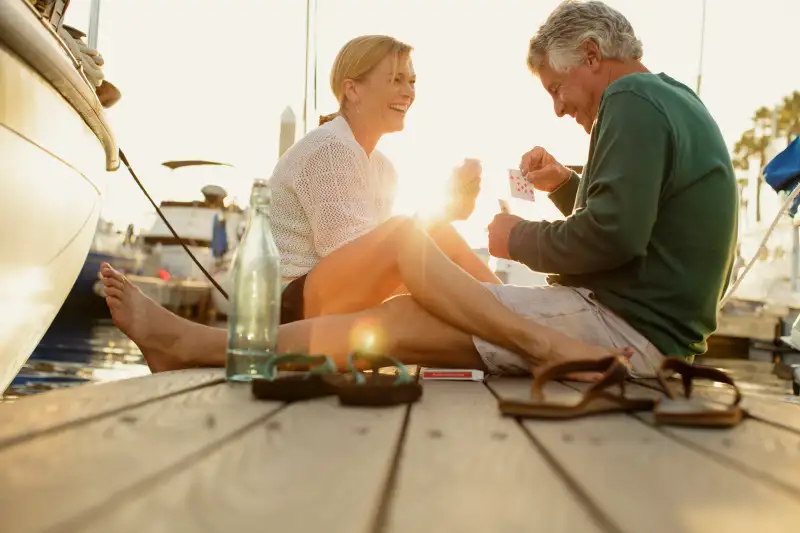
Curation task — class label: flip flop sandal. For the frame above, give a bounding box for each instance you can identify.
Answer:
[653,358,744,428]
[498,354,656,419]
[251,353,337,402]
[326,352,422,407]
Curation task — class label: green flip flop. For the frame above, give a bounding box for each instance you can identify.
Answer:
[327,352,422,407]
[251,353,337,402]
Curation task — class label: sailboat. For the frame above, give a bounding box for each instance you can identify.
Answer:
[0,0,119,391]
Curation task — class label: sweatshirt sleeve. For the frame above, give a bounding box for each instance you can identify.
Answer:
[508,91,671,275]
[548,171,580,216]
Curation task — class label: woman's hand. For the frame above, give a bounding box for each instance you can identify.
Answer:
[445,158,482,221]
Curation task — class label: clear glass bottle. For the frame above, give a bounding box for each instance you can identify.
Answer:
[226,179,281,381]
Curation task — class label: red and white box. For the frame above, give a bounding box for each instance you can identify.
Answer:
[420,368,485,381]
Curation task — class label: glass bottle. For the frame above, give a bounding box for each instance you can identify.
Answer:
[225,179,281,381]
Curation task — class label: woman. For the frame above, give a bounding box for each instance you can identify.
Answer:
[268,35,499,324]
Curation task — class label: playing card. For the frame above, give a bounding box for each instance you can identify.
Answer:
[498,198,511,214]
[508,169,535,202]
[420,368,485,381]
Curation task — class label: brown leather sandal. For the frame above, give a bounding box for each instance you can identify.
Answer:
[498,354,656,419]
[653,358,744,428]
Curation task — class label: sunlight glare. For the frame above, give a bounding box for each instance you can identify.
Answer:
[349,318,386,354]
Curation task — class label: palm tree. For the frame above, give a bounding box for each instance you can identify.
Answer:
[733,94,800,224]
[732,122,771,223]
[778,91,800,146]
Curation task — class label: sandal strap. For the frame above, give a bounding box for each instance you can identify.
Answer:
[531,353,630,402]
[656,357,742,407]
[347,352,413,385]
[264,353,335,381]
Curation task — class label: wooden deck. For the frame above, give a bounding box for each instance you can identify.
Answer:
[1,361,799,533]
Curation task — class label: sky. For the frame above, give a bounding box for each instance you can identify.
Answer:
[64,0,800,248]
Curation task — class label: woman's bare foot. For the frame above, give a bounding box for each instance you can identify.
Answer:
[99,263,198,372]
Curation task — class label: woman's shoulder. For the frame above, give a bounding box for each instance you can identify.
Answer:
[294,121,363,160]
[273,126,354,178]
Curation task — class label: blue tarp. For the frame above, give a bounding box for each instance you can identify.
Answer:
[764,136,800,216]
[210,213,228,258]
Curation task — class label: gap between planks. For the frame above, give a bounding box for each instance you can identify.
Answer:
[566,380,800,502]
[488,377,800,533]
[0,368,224,450]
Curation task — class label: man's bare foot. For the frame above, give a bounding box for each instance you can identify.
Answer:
[518,325,633,382]
[99,263,195,372]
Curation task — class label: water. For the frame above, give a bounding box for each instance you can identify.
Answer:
[2,308,149,403]
[225,348,274,382]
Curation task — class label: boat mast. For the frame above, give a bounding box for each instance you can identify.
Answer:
[302,0,318,134]
[695,0,707,97]
[87,0,101,48]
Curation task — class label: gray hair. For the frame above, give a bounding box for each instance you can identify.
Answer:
[527,0,643,74]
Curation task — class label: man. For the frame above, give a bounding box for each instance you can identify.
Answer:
[100,0,736,379]
[487,0,738,371]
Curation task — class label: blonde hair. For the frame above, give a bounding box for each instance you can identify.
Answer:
[319,35,412,126]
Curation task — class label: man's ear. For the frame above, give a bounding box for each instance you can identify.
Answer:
[581,40,602,71]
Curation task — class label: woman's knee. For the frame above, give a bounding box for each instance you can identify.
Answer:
[382,215,425,244]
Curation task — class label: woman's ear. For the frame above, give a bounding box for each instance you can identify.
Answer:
[342,79,360,107]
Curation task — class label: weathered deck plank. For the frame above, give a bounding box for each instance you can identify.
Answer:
[0,368,223,448]
[632,377,800,434]
[73,395,409,533]
[488,378,800,533]
[0,382,279,533]
[566,381,800,500]
[384,381,605,533]
[735,394,800,433]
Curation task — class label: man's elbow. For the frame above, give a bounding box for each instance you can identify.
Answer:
[596,234,649,269]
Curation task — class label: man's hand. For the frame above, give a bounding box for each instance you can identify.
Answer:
[519,146,572,193]
[444,158,482,221]
[488,213,524,259]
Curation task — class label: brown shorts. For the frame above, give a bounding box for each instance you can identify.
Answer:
[280,274,307,325]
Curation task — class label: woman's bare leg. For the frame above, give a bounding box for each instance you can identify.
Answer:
[279,296,488,370]
[426,222,500,285]
[386,220,595,366]
[102,216,622,373]
[304,215,499,318]
[307,216,536,354]
[100,265,485,372]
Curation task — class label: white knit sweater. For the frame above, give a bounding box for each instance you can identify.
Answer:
[268,116,397,282]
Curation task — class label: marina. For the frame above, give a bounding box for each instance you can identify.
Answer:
[1,0,800,531]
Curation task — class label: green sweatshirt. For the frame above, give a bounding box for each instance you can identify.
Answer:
[508,73,738,358]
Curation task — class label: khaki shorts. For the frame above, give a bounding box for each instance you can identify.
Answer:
[472,284,663,378]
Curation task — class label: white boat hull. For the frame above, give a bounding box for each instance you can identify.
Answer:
[0,0,118,392]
